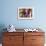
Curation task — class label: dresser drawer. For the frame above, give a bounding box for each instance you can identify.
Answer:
[3,35,23,44]
[32,36,45,44]
[3,44,15,46]
[3,36,23,46]
[3,43,23,46]
[24,36,32,46]
[3,32,23,36]
[24,36,32,42]
[24,32,44,36]
[32,44,44,46]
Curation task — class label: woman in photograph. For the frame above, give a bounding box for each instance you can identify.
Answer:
[24,9,32,17]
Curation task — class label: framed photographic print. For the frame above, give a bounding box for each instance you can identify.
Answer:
[18,7,34,19]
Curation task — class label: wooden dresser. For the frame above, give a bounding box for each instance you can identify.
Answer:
[2,32,45,46]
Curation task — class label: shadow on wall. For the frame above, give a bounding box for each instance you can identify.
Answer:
[0,24,7,43]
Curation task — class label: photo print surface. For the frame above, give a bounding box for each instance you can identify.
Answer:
[18,7,34,19]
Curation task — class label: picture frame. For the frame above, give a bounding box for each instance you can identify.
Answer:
[18,7,34,19]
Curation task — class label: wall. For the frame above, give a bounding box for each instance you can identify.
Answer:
[0,0,46,30]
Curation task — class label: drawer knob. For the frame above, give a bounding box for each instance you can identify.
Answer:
[9,38,14,40]
[32,39,36,40]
